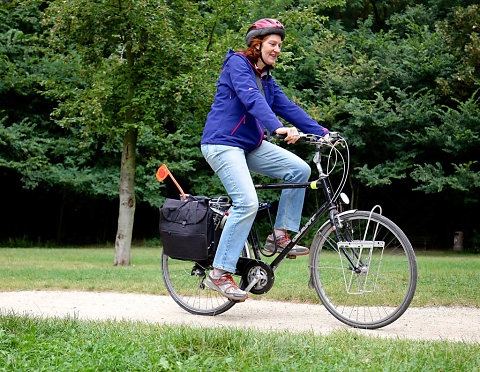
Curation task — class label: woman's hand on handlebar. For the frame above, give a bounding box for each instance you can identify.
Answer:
[274,127,301,144]
[272,129,339,145]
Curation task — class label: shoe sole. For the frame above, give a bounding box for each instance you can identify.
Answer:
[264,245,310,256]
[204,278,248,302]
[204,285,248,302]
[205,286,248,302]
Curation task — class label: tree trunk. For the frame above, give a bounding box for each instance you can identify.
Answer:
[114,34,136,266]
[369,0,383,30]
[453,231,464,252]
[114,129,137,266]
[349,177,360,210]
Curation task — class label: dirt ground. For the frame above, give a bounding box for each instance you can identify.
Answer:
[1,290,479,343]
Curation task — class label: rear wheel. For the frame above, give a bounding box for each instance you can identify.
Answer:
[310,210,417,329]
[162,255,237,316]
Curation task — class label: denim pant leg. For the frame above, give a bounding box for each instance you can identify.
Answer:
[246,141,311,232]
[201,144,258,273]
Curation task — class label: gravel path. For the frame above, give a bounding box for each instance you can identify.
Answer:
[1,290,479,343]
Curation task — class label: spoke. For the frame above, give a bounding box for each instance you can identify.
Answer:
[312,212,416,328]
[162,255,235,315]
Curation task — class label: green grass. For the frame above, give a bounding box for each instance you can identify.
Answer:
[0,313,479,371]
[0,247,165,294]
[0,248,480,307]
[414,251,480,306]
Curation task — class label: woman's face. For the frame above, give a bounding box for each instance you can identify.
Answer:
[260,34,282,66]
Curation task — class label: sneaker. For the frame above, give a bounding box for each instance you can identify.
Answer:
[205,273,248,301]
[264,233,309,256]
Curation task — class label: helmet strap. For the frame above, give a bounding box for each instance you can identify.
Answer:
[258,43,271,68]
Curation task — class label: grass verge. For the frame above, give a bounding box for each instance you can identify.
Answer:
[1,313,479,371]
[0,248,479,306]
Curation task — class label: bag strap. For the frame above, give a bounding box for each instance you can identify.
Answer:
[255,74,265,98]
[255,74,270,141]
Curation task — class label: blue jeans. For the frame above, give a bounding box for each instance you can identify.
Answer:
[201,141,311,273]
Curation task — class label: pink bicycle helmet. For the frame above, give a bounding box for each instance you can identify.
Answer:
[245,18,286,46]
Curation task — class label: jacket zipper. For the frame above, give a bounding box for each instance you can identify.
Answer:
[230,115,245,135]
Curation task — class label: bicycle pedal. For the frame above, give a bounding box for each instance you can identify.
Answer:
[231,296,248,303]
[287,254,297,259]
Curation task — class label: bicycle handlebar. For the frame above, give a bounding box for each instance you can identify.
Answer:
[271,131,343,146]
[265,130,349,203]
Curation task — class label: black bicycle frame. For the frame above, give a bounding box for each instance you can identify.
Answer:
[252,173,363,273]
[253,176,330,269]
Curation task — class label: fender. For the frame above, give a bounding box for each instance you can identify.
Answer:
[315,209,358,241]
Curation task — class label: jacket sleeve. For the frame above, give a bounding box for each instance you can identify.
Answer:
[227,55,283,134]
[271,78,329,136]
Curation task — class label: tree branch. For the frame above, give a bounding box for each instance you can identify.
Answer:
[205,0,236,52]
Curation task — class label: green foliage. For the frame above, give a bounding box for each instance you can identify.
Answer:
[436,4,480,97]
[43,0,170,137]
[281,4,480,205]
[39,0,258,206]
[411,161,480,195]
[0,0,106,193]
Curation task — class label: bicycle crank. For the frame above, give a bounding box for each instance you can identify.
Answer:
[240,260,275,295]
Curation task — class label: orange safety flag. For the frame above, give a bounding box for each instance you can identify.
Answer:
[156,164,187,200]
[156,164,170,182]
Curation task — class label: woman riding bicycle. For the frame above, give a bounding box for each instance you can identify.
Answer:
[201,18,330,301]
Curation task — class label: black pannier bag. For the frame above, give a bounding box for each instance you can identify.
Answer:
[159,195,214,261]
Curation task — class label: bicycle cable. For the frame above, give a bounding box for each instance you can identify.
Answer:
[307,133,350,203]
[270,132,350,203]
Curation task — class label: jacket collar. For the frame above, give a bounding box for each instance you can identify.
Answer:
[226,49,272,79]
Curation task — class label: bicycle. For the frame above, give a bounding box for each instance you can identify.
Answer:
[159,133,417,329]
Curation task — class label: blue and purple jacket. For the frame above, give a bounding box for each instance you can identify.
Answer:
[201,50,329,151]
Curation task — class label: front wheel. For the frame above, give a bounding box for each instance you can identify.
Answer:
[310,210,417,329]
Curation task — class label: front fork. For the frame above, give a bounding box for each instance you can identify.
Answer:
[316,177,366,274]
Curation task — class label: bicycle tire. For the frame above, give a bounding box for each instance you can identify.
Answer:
[310,210,417,329]
[162,254,237,316]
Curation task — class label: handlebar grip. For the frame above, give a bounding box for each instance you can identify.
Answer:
[273,133,288,140]
[263,133,288,141]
